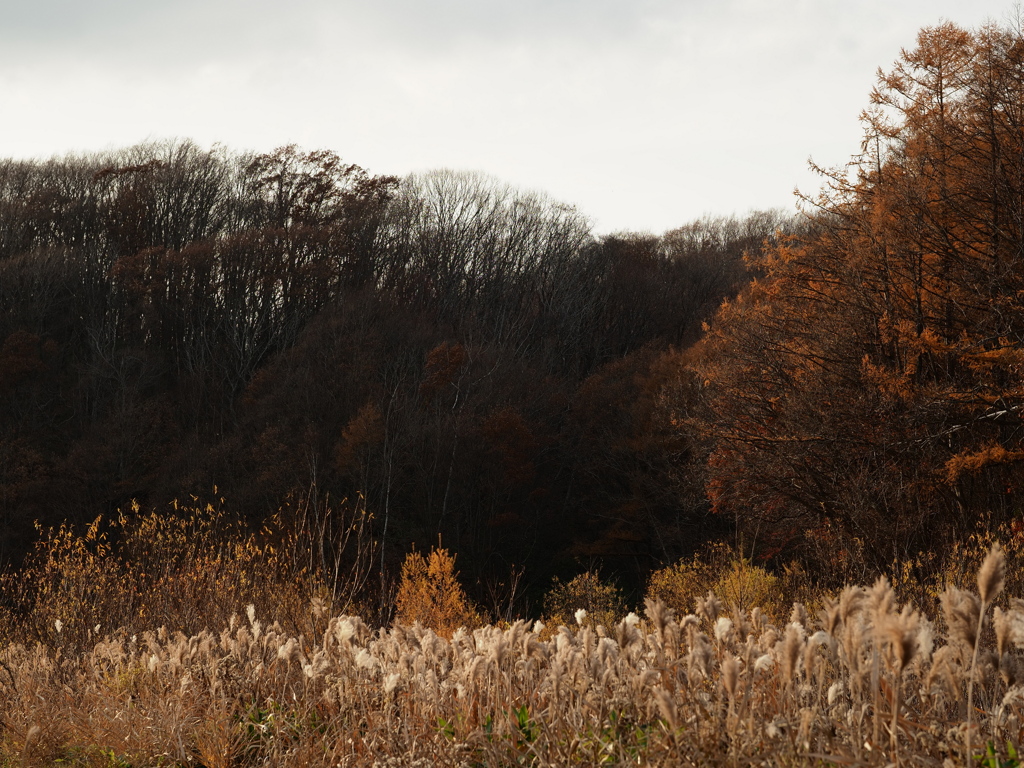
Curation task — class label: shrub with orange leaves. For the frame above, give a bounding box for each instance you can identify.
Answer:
[394,546,482,638]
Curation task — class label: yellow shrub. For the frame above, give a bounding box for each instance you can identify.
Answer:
[0,516,129,648]
[543,571,624,630]
[0,496,352,648]
[646,560,707,617]
[646,542,787,624]
[889,522,1024,617]
[394,547,481,638]
[645,542,728,618]
[712,558,785,622]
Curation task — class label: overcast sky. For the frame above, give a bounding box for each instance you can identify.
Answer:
[0,1,1017,234]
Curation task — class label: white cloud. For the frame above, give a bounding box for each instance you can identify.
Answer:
[0,0,1017,232]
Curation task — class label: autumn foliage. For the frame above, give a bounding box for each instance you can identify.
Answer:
[698,21,1024,574]
[0,494,375,650]
[394,546,482,637]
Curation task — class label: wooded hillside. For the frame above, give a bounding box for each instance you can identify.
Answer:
[0,141,786,600]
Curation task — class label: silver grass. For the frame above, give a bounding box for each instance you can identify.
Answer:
[732,606,753,642]
[310,595,329,619]
[999,652,1020,687]
[487,635,508,666]
[839,585,866,625]
[714,616,734,643]
[868,576,896,625]
[750,606,764,634]
[688,632,714,680]
[722,655,740,701]
[827,680,843,706]
[878,605,921,673]
[941,586,981,653]
[925,645,959,698]
[978,542,1007,605]
[780,623,804,686]
[697,591,723,625]
[758,627,779,653]
[615,617,641,649]
[597,636,618,666]
[995,605,1024,654]
[805,630,831,681]
[644,597,670,640]
[797,708,814,752]
[652,686,678,730]
[995,606,1014,657]
[821,596,842,637]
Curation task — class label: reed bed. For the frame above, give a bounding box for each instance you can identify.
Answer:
[1,545,1022,766]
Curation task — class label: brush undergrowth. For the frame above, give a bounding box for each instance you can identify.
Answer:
[2,508,1024,766]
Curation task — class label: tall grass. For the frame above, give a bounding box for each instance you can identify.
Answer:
[2,533,1023,765]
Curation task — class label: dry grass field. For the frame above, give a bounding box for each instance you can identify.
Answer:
[1,526,1022,767]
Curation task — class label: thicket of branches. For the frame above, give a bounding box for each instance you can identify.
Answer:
[0,140,784,598]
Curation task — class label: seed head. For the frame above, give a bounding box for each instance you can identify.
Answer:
[697,591,723,625]
[644,597,670,638]
[925,645,959,697]
[868,576,895,623]
[978,542,1006,605]
[779,623,804,685]
[722,655,740,700]
[839,585,866,625]
[310,596,329,619]
[355,649,376,670]
[999,652,1020,687]
[805,630,831,680]
[878,605,920,673]
[994,606,1013,657]
[653,687,678,730]
[941,586,981,652]
[383,672,402,694]
[821,597,842,637]
[714,616,734,643]
[827,681,843,706]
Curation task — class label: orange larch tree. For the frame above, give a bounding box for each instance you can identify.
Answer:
[698,21,1024,574]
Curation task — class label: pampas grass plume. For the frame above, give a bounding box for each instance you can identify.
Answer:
[780,624,803,686]
[653,687,678,730]
[941,586,980,652]
[714,616,733,643]
[722,655,740,701]
[881,605,920,672]
[978,542,1006,605]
